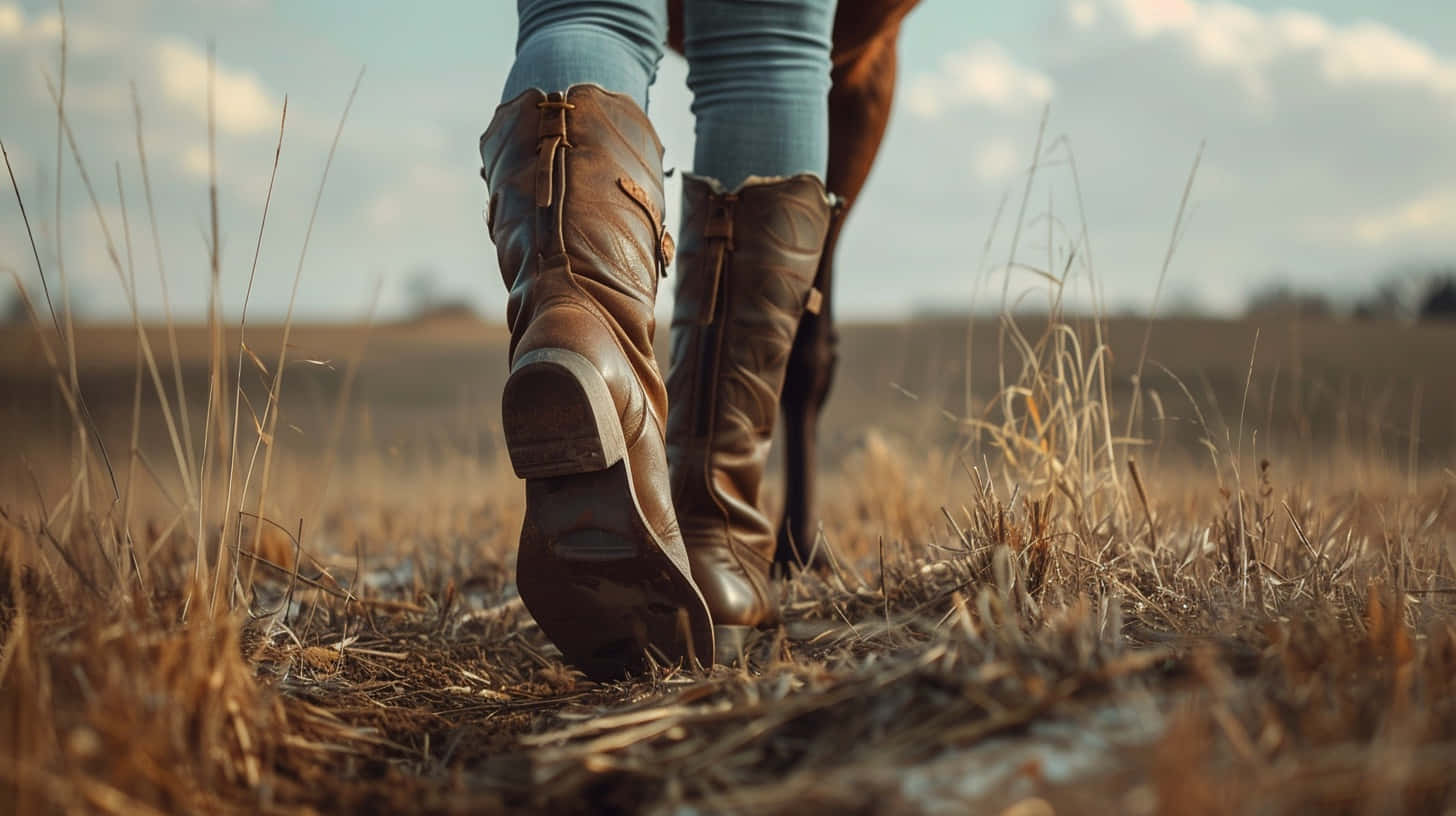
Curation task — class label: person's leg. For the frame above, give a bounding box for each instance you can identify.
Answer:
[682,0,837,188]
[502,0,667,109]
[668,0,839,659]
[481,0,715,679]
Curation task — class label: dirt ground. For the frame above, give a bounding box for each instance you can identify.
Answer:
[2,313,1455,814]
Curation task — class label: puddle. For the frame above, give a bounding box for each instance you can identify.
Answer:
[894,693,1169,814]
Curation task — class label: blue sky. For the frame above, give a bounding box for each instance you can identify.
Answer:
[2,0,1454,321]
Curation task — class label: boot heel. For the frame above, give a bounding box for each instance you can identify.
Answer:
[508,348,715,678]
[502,348,627,479]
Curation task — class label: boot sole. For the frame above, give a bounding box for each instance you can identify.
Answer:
[503,348,714,680]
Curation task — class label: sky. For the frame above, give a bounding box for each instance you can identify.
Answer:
[1,0,1454,322]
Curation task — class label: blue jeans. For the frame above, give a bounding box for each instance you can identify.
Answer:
[501,0,836,190]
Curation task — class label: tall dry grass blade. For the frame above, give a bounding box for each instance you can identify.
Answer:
[1406,380,1422,494]
[1231,329,1260,606]
[299,276,382,529]
[199,41,228,613]
[236,67,366,615]
[1055,141,1122,504]
[47,0,93,528]
[52,65,229,512]
[5,272,91,594]
[44,108,199,511]
[131,81,200,496]
[995,107,1050,471]
[2,139,117,505]
[1126,141,1204,444]
[3,271,82,443]
[222,96,288,609]
[1234,327,1260,469]
[1000,105,1049,312]
[964,189,1009,425]
[114,161,149,598]
[1127,458,1157,552]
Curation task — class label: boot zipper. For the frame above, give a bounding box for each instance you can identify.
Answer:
[694,195,735,437]
[694,319,719,438]
[697,195,735,325]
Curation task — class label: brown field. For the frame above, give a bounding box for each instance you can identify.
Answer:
[2,312,1455,814]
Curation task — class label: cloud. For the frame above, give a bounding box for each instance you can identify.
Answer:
[1068,1,1098,29]
[833,0,1456,317]
[1351,191,1456,247]
[0,4,21,39]
[0,3,120,53]
[154,39,279,134]
[368,195,401,228]
[972,140,1021,182]
[1318,21,1456,93]
[904,42,1053,118]
[181,143,211,180]
[1095,0,1456,99]
[361,162,460,231]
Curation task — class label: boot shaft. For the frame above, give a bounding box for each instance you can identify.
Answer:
[478,85,715,675]
[480,85,675,368]
[478,83,682,559]
[668,174,833,529]
[667,174,833,627]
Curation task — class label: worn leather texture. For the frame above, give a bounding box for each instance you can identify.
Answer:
[667,174,833,627]
[479,85,688,576]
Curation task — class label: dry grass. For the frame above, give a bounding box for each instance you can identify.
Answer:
[3,304,1454,814]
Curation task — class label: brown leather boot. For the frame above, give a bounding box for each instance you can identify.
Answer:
[666,173,833,660]
[479,85,714,680]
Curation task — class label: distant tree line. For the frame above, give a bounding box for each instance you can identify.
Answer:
[0,267,482,326]
[7,264,1454,325]
[2,288,24,325]
[1424,277,1456,318]
[400,266,481,323]
[1247,265,1456,322]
